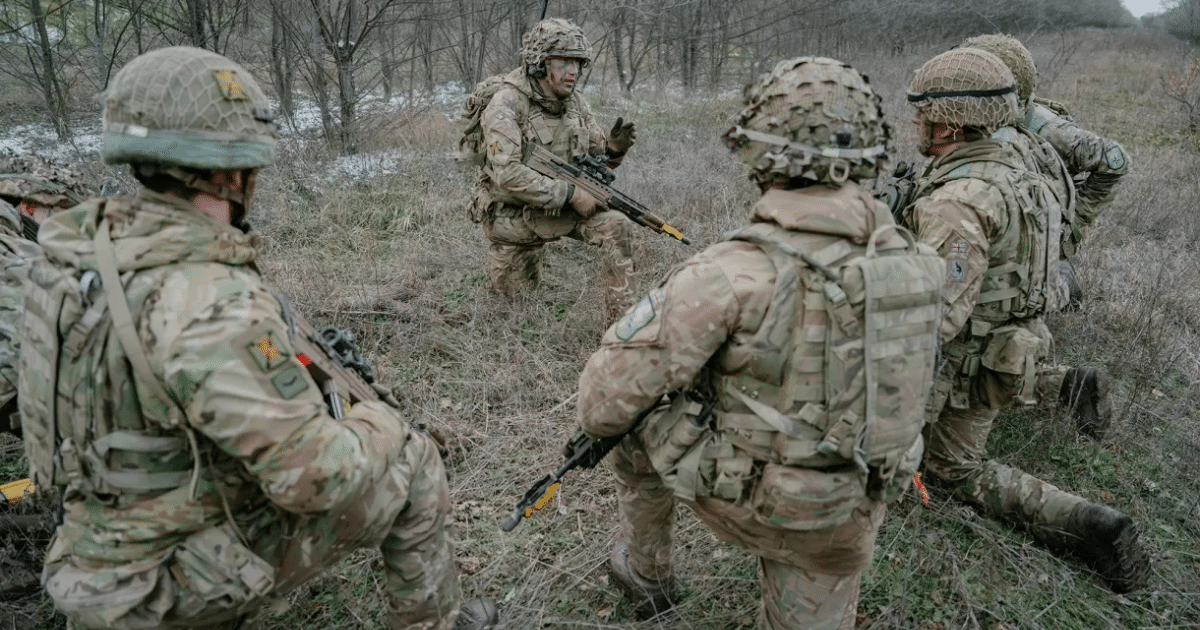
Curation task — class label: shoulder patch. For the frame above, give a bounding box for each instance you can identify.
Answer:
[991,126,1020,143]
[614,288,663,341]
[945,164,973,181]
[246,330,289,372]
[947,240,969,257]
[947,259,967,283]
[270,364,309,400]
[1104,144,1127,172]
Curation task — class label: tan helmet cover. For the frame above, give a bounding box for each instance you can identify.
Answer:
[908,48,1019,137]
[725,56,890,187]
[520,18,592,67]
[961,33,1037,110]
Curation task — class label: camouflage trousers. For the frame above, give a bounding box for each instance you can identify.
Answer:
[43,431,461,630]
[924,395,1085,529]
[483,207,635,319]
[609,437,884,630]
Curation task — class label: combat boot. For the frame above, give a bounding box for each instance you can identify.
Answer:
[1035,503,1150,593]
[609,540,676,619]
[454,598,498,630]
[1058,366,1112,440]
[1059,258,1083,311]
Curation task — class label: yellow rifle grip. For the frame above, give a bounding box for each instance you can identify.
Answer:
[1,478,35,505]
[523,481,561,518]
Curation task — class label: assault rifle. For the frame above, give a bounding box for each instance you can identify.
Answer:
[522,144,691,245]
[502,393,716,532]
[291,312,394,419]
[876,161,920,224]
[501,429,625,532]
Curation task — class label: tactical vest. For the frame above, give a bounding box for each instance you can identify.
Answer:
[463,72,592,217]
[654,219,942,529]
[20,205,199,507]
[912,133,1062,325]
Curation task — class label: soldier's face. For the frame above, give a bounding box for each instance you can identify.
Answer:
[17,200,53,224]
[541,57,582,99]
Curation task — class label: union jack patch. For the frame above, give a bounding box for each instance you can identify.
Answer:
[948,240,969,256]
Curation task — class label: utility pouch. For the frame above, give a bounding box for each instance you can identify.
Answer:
[168,523,277,619]
[979,324,1043,408]
[750,463,867,531]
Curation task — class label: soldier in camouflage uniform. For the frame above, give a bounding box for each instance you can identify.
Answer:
[960,34,1129,306]
[0,157,87,437]
[16,47,496,630]
[466,18,638,318]
[902,48,1149,593]
[578,58,943,629]
[960,33,1126,440]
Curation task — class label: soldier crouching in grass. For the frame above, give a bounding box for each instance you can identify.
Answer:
[575,57,944,628]
[462,18,639,320]
[900,47,1150,594]
[16,47,496,630]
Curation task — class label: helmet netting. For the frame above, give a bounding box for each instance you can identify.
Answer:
[725,56,890,187]
[908,48,1018,134]
[102,46,277,168]
[960,34,1037,109]
[520,18,592,66]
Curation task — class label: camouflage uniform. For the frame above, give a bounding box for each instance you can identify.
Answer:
[580,58,942,629]
[0,199,38,436]
[961,34,1130,257]
[903,49,1148,593]
[469,19,635,316]
[17,47,470,629]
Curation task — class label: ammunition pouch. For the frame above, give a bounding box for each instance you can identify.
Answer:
[749,462,868,531]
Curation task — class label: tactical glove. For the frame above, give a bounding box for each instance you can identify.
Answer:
[568,185,599,218]
[607,117,637,156]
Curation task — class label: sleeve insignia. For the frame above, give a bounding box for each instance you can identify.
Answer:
[213,69,248,101]
[947,259,967,283]
[948,240,969,257]
[270,365,309,400]
[247,331,289,372]
[1105,145,1126,171]
[614,288,662,341]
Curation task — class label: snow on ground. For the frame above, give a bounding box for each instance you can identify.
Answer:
[0,83,470,183]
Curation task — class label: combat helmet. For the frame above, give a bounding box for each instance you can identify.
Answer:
[960,34,1037,111]
[102,46,277,171]
[724,56,890,188]
[908,48,1018,154]
[0,155,87,211]
[520,18,592,71]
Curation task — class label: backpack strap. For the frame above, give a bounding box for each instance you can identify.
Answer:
[94,218,201,496]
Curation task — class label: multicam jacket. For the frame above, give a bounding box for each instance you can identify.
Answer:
[1023,99,1129,255]
[579,184,941,523]
[473,67,610,218]
[19,189,408,568]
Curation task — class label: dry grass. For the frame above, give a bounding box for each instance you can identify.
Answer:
[3,27,1200,630]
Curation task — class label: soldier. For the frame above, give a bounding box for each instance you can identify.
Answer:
[0,157,87,437]
[466,18,638,318]
[960,33,1130,307]
[959,34,1125,440]
[16,47,496,630]
[577,57,943,628]
[902,48,1149,593]
[0,155,89,225]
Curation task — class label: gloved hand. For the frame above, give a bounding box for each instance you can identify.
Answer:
[608,117,637,156]
[371,382,402,409]
[569,186,599,218]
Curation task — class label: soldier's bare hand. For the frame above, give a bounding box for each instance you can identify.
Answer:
[608,117,637,155]
[570,187,599,218]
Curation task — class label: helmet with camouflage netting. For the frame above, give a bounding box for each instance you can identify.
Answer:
[101,46,277,170]
[0,155,87,210]
[724,56,890,188]
[520,18,592,68]
[908,48,1018,151]
[960,34,1037,111]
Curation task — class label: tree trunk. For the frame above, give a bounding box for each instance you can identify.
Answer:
[29,0,70,140]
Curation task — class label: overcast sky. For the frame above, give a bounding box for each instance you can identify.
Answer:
[1123,0,1165,16]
